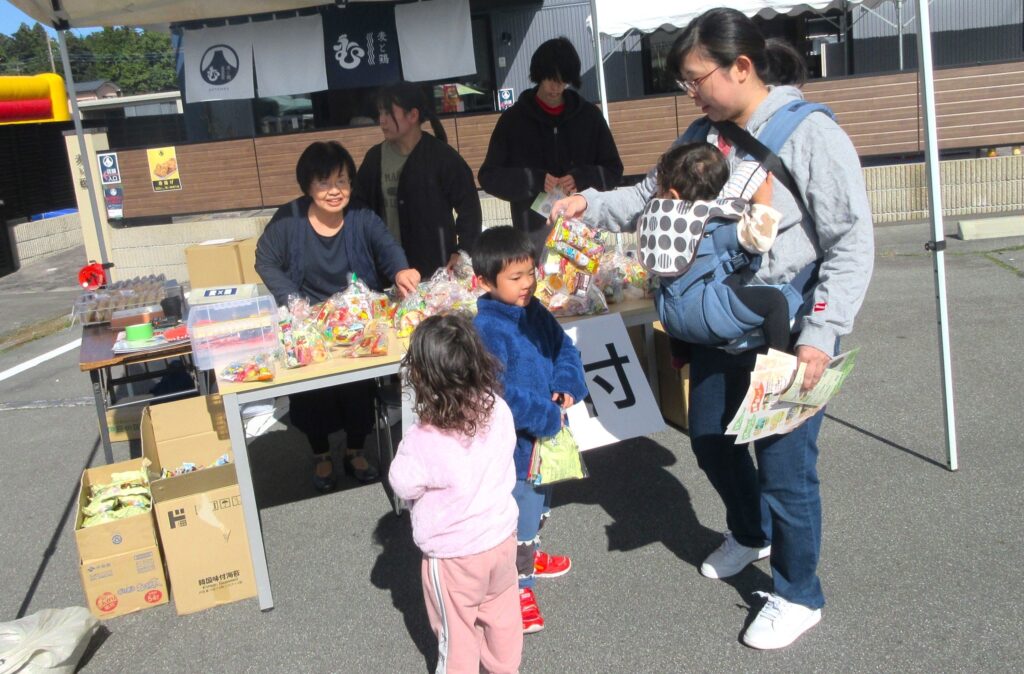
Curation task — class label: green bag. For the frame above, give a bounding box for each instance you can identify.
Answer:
[528,426,588,486]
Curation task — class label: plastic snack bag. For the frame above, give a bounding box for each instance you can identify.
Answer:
[218,352,275,383]
[527,426,588,486]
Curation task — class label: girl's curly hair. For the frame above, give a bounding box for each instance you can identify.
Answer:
[401,313,502,438]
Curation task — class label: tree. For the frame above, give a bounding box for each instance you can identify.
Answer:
[1,23,53,75]
[81,27,176,95]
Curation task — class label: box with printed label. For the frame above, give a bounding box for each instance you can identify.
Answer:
[151,470,256,615]
[74,458,169,619]
[142,395,255,615]
[79,546,169,619]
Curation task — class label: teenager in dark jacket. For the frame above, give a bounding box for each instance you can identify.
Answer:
[478,37,623,255]
[256,141,420,492]
[354,82,482,279]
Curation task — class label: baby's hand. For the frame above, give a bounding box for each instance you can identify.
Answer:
[552,392,575,409]
[751,173,773,206]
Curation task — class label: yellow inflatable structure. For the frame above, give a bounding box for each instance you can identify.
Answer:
[0,73,71,125]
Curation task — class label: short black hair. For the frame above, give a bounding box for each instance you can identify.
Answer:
[295,141,357,197]
[472,226,536,285]
[529,37,582,89]
[656,142,730,202]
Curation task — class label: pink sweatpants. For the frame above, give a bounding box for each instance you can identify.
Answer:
[421,535,523,674]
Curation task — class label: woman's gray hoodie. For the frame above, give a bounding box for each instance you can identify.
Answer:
[580,85,874,356]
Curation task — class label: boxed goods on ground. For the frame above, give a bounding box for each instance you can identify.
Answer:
[186,294,278,382]
[185,238,260,288]
[141,395,257,615]
[74,457,169,619]
[653,322,690,429]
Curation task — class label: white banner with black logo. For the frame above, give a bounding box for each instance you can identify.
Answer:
[252,14,327,97]
[395,0,475,82]
[183,24,255,103]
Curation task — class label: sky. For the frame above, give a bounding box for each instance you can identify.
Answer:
[0,1,98,36]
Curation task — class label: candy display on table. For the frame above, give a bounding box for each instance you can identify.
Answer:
[277,296,331,368]
[593,250,651,304]
[218,353,275,383]
[80,468,152,529]
[315,276,393,346]
[393,266,483,338]
[340,323,390,358]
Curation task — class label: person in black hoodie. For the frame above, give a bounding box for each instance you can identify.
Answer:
[354,82,482,279]
[479,37,623,255]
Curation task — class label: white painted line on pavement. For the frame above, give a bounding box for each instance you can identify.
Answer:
[0,338,82,384]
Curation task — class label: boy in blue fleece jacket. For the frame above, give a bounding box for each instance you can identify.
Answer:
[472,226,588,634]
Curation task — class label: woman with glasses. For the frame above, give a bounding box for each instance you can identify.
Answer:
[255,140,420,491]
[479,37,623,256]
[551,8,874,650]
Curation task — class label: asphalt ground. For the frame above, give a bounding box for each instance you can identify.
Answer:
[0,220,1022,673]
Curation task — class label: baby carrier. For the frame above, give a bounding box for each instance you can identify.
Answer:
[641,100,833,349]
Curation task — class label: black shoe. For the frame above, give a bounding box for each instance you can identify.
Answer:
[312,455,337,493]
[343,452,379,483]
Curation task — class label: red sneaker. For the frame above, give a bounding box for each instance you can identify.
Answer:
[534,550,572,578]
[519,587,545,634]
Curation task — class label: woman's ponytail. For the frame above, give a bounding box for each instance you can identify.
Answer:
[423,108,448,144]
[763,38,807,87]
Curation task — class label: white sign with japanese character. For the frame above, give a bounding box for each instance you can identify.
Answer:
[563,314,665,450]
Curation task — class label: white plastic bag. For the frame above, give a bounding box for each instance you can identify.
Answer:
[0,608,98,674]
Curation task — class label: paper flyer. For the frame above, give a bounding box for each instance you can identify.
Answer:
[726,347,859,444]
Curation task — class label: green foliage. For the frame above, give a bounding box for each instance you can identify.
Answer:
[1,23,177,96]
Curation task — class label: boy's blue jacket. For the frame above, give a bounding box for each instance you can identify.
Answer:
[474,295,588,479]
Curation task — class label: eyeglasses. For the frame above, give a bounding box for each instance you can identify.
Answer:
[676,66,720,95]
[313,177,351,192]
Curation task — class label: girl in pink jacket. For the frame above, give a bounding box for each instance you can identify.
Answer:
[389,313,522,674]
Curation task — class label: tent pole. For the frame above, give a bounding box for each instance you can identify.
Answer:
[914,0,958,471]
[589,0,611,127]
[57,29,109,267]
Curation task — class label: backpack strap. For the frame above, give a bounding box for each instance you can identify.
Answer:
[713,101,833,215]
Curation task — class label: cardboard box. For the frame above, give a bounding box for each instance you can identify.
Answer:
[653,323,690,429]
[142,395,256,615]
[185,238,262,288]
[75,458,169,619]
[236,237,261,285]
[185,239,244,288]
[104,406,143,442]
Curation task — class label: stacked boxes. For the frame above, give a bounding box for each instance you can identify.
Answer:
[75,458,169,619]
[141,395,257,615]
[184,238,260,288]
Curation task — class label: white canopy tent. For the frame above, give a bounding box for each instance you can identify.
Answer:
[12,0,957,470]
[587,0,958,470]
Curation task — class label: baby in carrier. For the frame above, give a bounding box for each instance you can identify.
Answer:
[638,141,790,352]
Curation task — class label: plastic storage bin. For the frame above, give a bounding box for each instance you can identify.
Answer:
[186,295,278,372]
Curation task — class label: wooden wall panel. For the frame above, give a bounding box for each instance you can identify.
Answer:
[453,113,500,183]
[119,139,260,219]
[610,95,679,177]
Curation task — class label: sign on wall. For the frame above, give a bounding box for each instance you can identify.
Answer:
[97,152,120,185]
[563,314,665,450]
[182,24,255,103]
[146,147,182,192]
[498,87,515,111]
[104,187,123,219]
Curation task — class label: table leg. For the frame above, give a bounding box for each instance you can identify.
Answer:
[222,393,274,611]
[90,369,114,464]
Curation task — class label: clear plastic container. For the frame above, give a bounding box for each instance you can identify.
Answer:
[186,295,279,372]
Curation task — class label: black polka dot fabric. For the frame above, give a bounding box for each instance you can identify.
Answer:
[637,198,746,276]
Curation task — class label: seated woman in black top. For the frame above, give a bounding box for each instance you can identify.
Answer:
[256,141,420,491]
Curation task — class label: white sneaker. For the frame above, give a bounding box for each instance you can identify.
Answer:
[742,592,822,650]
[700,532,771,579]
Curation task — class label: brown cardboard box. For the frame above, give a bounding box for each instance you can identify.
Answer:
[653,322,690,429]
[184,240,244,288]
[105,406,143,442]
[75,458,169,619]
[142,395,256,615]
[236,237,261,285]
